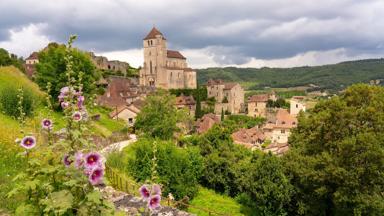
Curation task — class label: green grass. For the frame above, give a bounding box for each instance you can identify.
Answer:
[0,66,43,95]
[188,187,245,216]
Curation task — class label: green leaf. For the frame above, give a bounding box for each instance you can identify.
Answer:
[43,190,74,214]
[86,190,102,205]
[15,204,39,216]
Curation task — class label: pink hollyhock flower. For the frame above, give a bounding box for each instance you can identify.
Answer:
[60,86,70,94]
[88,167,104,185]
[152,184,161,196]
[77,95,85,109]
[74,152,84,168]
[41,119,53,130]
[61,102,69,109]
[63,154,73,167]
[72,111,82,122]
[148,195,161,209]
[84,152,101,168]
[20,136,36,149]
[139,185,150,200]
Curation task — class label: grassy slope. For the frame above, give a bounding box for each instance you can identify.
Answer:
[188,187,245,216]
[0,66,126,212]
[197,59,384,91]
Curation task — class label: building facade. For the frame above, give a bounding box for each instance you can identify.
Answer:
[290,96,306,116]
[139,27,197,90]
[247,94,269,118]
[207,79,244,114]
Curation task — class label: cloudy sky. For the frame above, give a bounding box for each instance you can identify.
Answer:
[0,0,383,68]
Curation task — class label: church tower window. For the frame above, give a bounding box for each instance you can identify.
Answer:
[150,61,153,74]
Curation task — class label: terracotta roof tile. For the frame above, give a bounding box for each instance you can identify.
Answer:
[26,52,38,60]
[143,27,165,40]
[167,50,186,59]
[248,94,269,102]
[196,113,220,134]
[175,95,196,106]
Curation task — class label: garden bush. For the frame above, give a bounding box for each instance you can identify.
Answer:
[127,138,204,200]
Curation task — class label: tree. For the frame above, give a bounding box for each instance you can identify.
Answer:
[221,108,225,121]
[0,48,24,72]
[195,87,203,119]
[35,43,101,105]
[134,91,189,140]
[284,84,384,215]
[235,152,293,216]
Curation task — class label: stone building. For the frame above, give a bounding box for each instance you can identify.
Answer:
[262,109,297,144]
[24,52,39,77]
[109,99,145,126]
[139,27,197,89]
[290,96,306,116]
[206,79,244,114]
[175,95,196,116]
[97,76,154,108]
[247,94,269,118]
[89,52,130,72]
[231,127,266,149]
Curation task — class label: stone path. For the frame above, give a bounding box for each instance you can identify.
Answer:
[100,134,137,155]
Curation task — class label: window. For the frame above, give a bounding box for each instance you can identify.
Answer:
[150,61,153,74]
[296,104,299,108]
[282,121,286,124]
[281,129,285,134]
[149,51,151,56]
[147,41,150,46]
[128,118,133,124]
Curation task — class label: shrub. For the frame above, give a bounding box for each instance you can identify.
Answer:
[0,86,36,117]
[127,138,203,200]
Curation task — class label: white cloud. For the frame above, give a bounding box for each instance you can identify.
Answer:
[97,49,143,68]
[0,23,50,58]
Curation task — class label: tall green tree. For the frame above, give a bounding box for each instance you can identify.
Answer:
[35,43,100,104]
[134,91,190,140]
[284,84,384,215]
[0,48,24,71]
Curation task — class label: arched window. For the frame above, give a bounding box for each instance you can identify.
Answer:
[150,61,153,74]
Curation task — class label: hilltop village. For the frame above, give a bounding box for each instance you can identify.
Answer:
[23,27,308,156]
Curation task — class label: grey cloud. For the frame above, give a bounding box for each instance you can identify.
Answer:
[0,0,383,65]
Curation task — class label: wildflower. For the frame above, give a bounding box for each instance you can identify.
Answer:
[88,167,104,185]
[41,119,53,130]
[74,152,84,168]
[84,152,101,168]
[72,111,82,122]
[63,154,73,167]
[77,95,85,109]
[60,86,70,94]
[20,136,36,149]
[152,184,161,196]
[168,193,174,201]
[148,195,161,209]
[61,102,69,109]
[139,185,151,200]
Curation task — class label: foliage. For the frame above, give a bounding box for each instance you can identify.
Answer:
[222,115,265,132]
[235,152,293,216]
[127,138,204,200]
[0,86,36,117]
[188,187,245,216]
[0,48,24,72]
[169,86,208,101]
[266,98,289,108]
[134,91,191,140]
[8,36,114,215]
[197,59,384,91]
[284,84,384,215]
[35,42,101,107]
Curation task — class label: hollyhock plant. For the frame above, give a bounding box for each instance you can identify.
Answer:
[77,95,85,109]
[41,119,53,130]
[152,184,161,196]
[140,185,151,200]
[89,167,104,185]
[20,136,36,149]
[63,154,73,167]
[72,111,82,122]
[148,195,161,209]
[75,152,84,168]
[61,101,69,109]
[85,152,101,168]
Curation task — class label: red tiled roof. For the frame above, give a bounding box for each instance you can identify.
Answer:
[143,27,165,40]
[248,94,269,102]
[167,50,186,59]
[232,127,266,148]
[26,52,38,60]
[207,79,224,86]
[196,113,220,134]
[224,83,238,90]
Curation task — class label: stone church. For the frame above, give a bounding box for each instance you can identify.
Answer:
[139,27,197,89]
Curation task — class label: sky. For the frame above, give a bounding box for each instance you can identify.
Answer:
[0,0,383,68]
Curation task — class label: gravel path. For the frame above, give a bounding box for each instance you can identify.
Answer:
[100,134,137,155]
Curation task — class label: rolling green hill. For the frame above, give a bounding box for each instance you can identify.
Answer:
[197,59,384,92]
